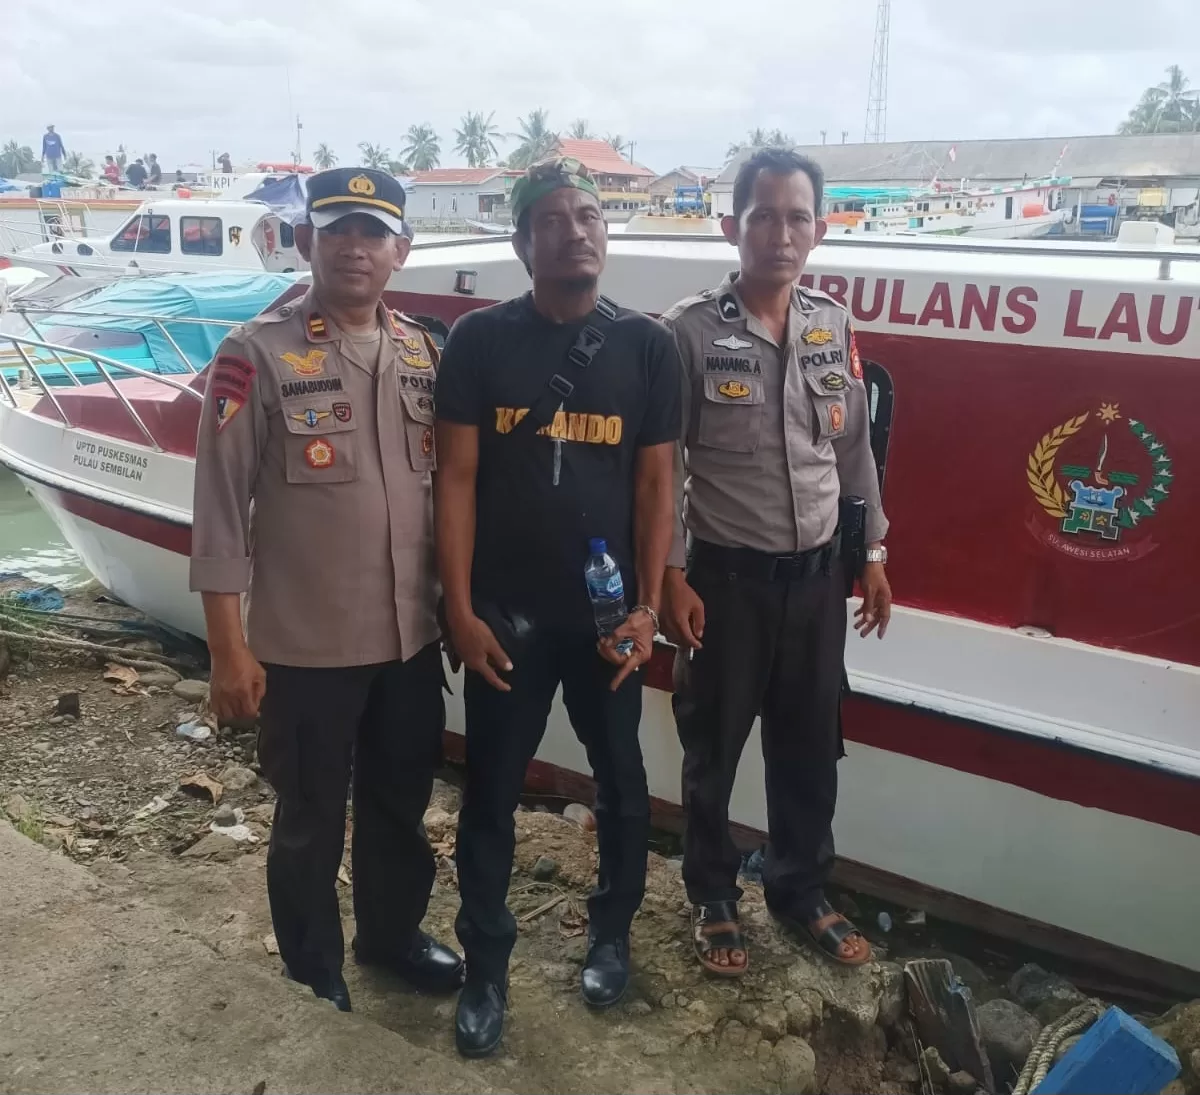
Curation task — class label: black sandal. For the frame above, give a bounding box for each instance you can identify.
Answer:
[691,900,749,977]
[775,898,872,967]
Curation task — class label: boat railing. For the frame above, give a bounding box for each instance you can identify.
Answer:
[0,332,205,453]
[6,306,241,376]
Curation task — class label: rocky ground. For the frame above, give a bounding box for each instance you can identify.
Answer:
[1,582,1198,1094]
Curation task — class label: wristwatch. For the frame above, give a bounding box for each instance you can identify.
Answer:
[865,546,888,565]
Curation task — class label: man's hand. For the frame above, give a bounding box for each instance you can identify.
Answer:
[662,568,705,650]
[854,562,892,639]
[209,646,266,723]
[597,606,656,691]
[449,612,513,692]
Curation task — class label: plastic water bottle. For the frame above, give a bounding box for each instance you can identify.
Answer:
[584,538,633,654]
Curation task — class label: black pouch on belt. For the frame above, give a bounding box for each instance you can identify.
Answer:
[838,495,867,599]
[475,601,537,664]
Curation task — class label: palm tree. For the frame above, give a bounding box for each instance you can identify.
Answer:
[454,111,501,168]
[358,142,391,169]
[605,133,626,154]
[1118,65,1200,133]
[313,143,337,169]
[402,124,441,172]
[568,119,595,140]
[62,151,94,178]
[508,109,558,169]
[388,159,411,176]
[726,127,794,159]
[0,140,38,177]
[114,144,128,170]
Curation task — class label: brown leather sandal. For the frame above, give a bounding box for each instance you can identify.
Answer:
[691,900,749,977]
[774,898,872,967]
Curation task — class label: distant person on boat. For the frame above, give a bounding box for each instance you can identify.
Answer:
[102,155,121,184]
[435,156,680,1057]
[146,153,162,186]
[218,151,233,173]
[189,167,462,1015]
[661,147,892,975]
[125,158,148,188]
[172,169,186,190]
[41,125,65,173]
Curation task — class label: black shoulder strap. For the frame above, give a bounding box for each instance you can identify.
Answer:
[514,295,619,437]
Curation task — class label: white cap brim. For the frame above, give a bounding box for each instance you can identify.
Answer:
[309,203,405,234]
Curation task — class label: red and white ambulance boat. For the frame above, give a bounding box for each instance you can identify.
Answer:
[1,229,1197,990]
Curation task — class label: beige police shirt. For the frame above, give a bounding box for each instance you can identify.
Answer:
[189,289,440,667]
[662,272,888,565]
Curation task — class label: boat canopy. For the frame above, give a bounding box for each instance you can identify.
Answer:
[243,174,308,226]
[3,270,299,384]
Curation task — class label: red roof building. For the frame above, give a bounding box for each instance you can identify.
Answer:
[554,139,655,199]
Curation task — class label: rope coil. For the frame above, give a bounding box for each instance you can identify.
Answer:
[1012,1000,1105,1095]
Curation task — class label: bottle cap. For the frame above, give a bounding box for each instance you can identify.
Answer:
[589,538,607,556]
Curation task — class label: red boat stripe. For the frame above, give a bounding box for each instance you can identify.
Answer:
[32,480,1200,837]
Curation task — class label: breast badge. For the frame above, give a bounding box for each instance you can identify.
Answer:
[332,402,352,423]
[304,438,335,468]
[829,403,845,432]
[290,408,332,429]
[718,380,751,399]
[712,334,754,351]
[803,327,835,346]
[820,371,848,392]
[282,349,328,377]
[421,428,434,455]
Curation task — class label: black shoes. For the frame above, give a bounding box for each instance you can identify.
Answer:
[455,978,507,1058]
[580,935,630,1009]
[353,931,466,995]
[282,965,352,1013]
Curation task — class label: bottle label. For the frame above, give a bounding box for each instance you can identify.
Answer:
[604,575,624,597]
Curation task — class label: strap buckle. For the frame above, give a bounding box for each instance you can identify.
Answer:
[594,295,618,321]
[548,373,574,399]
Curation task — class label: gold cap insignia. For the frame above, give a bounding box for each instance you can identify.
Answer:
[348,174,376,197]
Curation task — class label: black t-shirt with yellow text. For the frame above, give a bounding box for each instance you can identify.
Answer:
[435,293,681,634]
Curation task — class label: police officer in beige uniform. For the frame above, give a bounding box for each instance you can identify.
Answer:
[661,149,893,975]
[190,168,463,1012]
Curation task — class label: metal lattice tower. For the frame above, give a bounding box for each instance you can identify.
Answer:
[864,0,891,143]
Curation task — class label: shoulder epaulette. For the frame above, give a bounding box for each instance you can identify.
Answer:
[660,289,716,323]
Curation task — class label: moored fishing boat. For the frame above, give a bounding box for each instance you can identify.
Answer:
[1,230,1197,989]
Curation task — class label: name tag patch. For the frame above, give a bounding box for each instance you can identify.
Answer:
[281,377,344,399]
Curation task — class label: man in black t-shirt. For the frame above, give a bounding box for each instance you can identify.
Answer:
[435,157,680,1058]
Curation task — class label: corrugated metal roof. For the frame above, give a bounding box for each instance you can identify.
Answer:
[715,134,1200,187]
[556,139,656,178]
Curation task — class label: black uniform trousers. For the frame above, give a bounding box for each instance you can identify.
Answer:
[673,543,846,916]
[455,630,649,985]
[257,641,444,987]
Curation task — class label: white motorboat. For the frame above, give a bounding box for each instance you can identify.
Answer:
[1,230,1198,992]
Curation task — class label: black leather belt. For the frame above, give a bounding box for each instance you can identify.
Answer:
[691,536,839,581]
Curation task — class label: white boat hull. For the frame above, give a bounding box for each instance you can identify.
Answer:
[4,393,1198,981]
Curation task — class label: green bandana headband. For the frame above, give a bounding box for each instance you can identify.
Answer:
[510,157,601,228]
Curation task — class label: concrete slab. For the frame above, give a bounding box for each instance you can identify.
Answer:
[0,821,502,1095]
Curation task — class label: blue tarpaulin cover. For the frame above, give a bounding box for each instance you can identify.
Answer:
[4,271,299,384]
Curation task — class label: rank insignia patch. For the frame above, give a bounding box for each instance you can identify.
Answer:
[307,314,327,339]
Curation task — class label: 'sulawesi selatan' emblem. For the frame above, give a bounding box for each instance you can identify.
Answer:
[1026,402,1173,562]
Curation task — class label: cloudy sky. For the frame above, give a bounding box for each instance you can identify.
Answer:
[2,0,1196,174]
